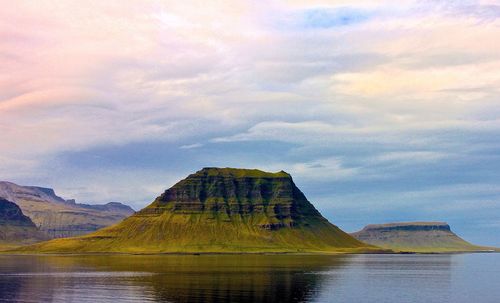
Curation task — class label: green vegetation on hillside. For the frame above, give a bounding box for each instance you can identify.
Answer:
[13,168,379,254]
[201,167,290,178]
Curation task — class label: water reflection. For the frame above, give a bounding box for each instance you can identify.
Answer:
[0,254,351,303]
[311,254,455,303]
[1,254,498,303]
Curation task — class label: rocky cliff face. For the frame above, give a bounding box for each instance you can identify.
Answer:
[0,181,135,238]
[139,168,324,230]
[351,222,484,252]
[19,168,375,254]
[0,198,47,246]
[357,222,452,232]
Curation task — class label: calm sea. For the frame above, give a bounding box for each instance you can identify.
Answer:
[0,253,498,302]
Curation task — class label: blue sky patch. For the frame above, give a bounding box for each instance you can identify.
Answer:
[302,7,373,28]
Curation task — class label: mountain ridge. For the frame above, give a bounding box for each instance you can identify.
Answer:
[0,181,135,238]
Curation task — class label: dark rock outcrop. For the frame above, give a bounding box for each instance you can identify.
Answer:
[0,198,47,246]
[0,198,36,226]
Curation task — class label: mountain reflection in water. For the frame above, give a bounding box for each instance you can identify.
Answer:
[0,254,346,303]
[0,253,498,303]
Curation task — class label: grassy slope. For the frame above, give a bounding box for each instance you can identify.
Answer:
[201,167,290,178]
[0,224,48,250]
[14,212,378,254]
[0,243,21,251]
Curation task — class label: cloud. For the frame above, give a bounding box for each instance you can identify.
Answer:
[179,143,203,149]
[2,0,500,163]
[372,151,447,163]
[262,157,361,181]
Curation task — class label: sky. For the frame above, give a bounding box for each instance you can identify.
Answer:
[1,0,500,246]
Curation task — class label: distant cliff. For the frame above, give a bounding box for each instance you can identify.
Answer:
[0,181,135,238]
[16,167,378,254]
[351,222,490,252]
[0,198,47,248]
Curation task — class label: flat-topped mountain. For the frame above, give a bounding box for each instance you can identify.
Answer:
[0,198,47,249]
[351,222,491,252]
[0,181,135,238]
[16,168,378,254]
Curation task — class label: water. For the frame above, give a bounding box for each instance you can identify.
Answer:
[0,253,498,302]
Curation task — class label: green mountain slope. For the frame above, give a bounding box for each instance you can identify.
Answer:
[351,222,494,252]
[15,168,377,254]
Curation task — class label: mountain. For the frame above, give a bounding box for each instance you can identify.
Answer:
[14,167,378,254]
[0,198,48,249]
[350,222,493,252]
[0,181,135,238]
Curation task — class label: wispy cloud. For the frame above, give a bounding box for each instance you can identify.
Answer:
[179,143,203,149]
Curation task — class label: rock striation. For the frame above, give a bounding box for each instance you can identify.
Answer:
[138,168,324,230]
[351,222,488,252]
[0,181,135,238]
[16,168,377,254]
[0,198,47,247]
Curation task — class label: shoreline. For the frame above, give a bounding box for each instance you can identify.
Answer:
[1,249,498,256]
